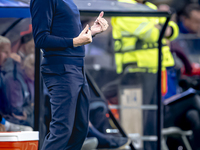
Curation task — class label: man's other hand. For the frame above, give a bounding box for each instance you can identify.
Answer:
[73,24,92,47]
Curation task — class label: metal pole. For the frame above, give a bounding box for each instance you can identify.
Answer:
[157,16,171,150]
[34,48,41,149]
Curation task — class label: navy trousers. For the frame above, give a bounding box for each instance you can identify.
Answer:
[41,64,90,150]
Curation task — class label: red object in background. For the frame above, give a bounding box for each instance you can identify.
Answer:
[106,113,110,118]
[0,132,39,150]
[0,141,38,150]
[108,102,119,120]
[20,24,32,36]
[182,63,200,76]
[162,70,168,96]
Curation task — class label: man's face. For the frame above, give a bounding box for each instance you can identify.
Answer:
[184,10,200,33]
[0,43,11,66]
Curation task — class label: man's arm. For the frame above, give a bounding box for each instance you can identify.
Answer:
[136,20,179,43]
[31,0,92,49]
[30,0,74,49]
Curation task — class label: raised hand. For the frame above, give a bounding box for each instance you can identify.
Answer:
[91,11,109,36]
[73,24,92,47]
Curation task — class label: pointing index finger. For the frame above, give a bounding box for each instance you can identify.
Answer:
[97,11,104,19]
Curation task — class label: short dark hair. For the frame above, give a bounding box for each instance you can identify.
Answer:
[181,4,200,18]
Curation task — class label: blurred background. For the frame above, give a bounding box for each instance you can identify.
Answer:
[1,0,200,150]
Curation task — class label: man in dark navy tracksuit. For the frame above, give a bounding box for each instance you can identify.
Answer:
[30,0,108,149]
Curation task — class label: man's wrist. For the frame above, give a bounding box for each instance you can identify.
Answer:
[90,28,99,37]
[73,37,80,47]
[91,30,96,37]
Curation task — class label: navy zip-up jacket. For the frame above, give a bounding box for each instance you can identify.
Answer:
[30,0,85,66]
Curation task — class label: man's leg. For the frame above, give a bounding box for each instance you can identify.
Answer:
[41,64,83,150]
[65,75,90,150]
